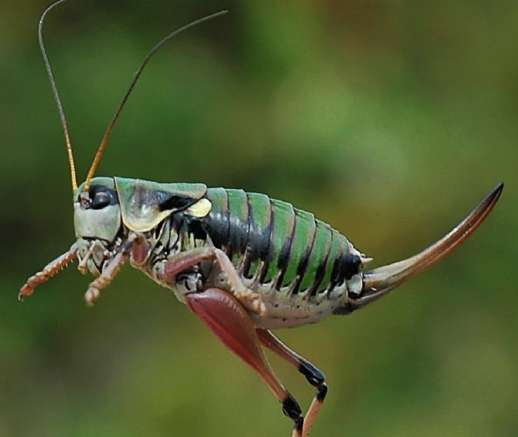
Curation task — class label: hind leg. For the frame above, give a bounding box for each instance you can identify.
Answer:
[186,288,305,436]
[257,329,328,437]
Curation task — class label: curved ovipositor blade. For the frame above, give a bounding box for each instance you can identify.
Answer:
[357,183,504,309]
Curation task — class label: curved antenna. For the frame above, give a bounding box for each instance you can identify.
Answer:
[83,10,229,191]
[39,0,78,191]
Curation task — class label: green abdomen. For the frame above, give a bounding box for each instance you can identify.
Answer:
[201,188,360,295]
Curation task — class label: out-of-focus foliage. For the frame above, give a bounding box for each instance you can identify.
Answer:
[1,1,516,436]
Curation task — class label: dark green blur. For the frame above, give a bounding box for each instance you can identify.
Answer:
[1,1,517,436]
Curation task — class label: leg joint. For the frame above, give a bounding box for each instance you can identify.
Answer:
[299,361,326,387]
[317,382,328,402]
[282,394,304,431]
[282,394,302,419]
[299,361,328,402]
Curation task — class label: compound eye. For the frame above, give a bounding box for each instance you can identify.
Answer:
[91,190,113,209]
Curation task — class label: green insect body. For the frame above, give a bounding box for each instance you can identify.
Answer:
[70,177,365,329]
[22,3,504,436]
[178,186,363,328]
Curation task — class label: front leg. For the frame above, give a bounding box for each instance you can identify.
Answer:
[19,244,78,301]
[83,235,138,306]
[84,250,128,306]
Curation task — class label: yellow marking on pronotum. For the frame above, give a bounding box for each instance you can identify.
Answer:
[186,199,212,218]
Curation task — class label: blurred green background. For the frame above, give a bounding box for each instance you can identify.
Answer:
[1,1,516,436]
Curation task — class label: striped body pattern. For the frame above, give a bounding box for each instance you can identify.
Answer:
[149,188,365,328]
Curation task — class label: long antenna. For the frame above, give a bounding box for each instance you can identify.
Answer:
[83,10,229,191]
[39,0,78,191]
